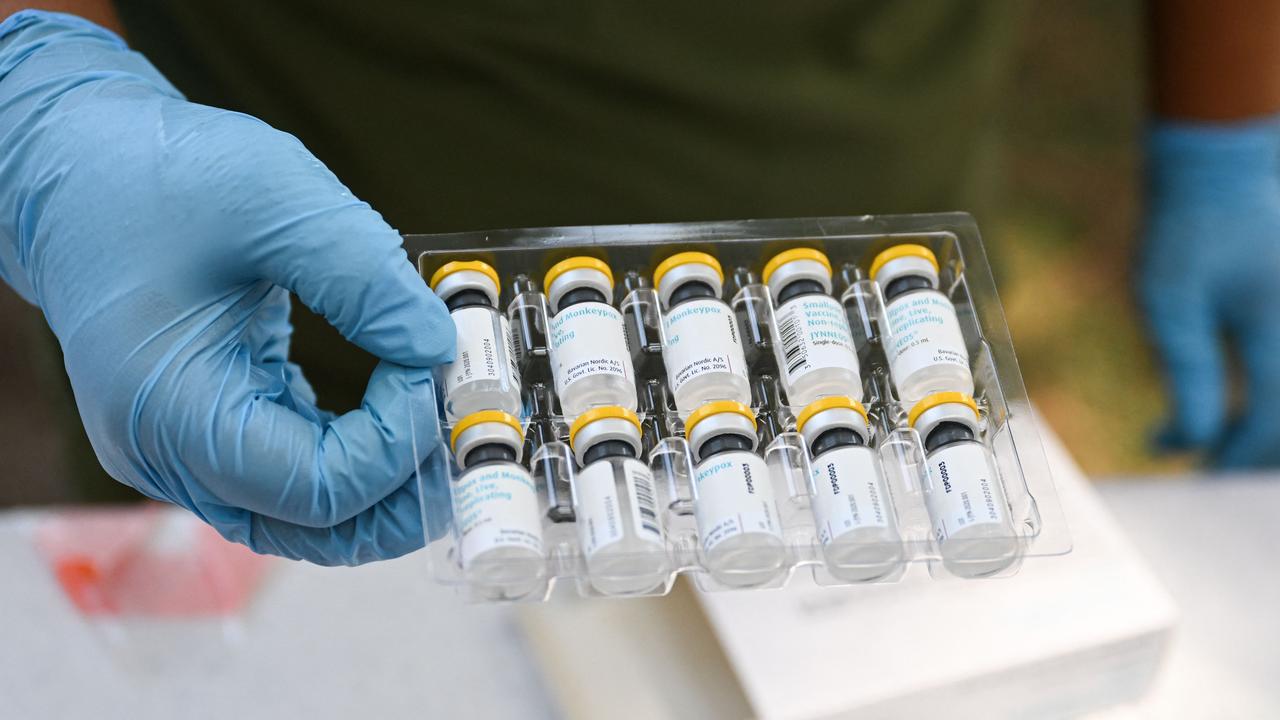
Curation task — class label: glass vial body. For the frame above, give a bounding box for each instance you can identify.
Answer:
[429,261,522,421]
[762,249,862,406]
[544,257,637,418]
[654,252,750,412]
[569,407,668,595]
[909,393,1019,577]
[686,401,787,587]
[870,245,973,403]
[796,397,903,582]
[450,412,545,598]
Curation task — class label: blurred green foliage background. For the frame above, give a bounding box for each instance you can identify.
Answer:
[989,1,1184,476]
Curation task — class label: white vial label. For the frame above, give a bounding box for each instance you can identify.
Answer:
[693,451,781,555]
[661,298,749,394]
[925,442,1006,543]
[549,302,633,393]
[443,306,519,397]
[453,463,543,567]
[575,458,664,557]
[810,446,890,545]
[773,294,859,384]
[884,291,969,382]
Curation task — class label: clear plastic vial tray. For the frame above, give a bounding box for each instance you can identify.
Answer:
[406,214,1070,602]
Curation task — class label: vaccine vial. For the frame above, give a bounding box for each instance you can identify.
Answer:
[568,406,669,595]
[544,257,638,418]
[870,244,973,403]
[762,248,862,406]
[653,252,751,412]
[449,411,545,598]
[685,401,787,587]
[430,261,522,420]
[795,396,904,581]
[908,392,1019,577]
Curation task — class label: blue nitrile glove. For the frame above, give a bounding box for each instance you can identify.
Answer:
[0,11,454,564]
[1142,116,1280,467]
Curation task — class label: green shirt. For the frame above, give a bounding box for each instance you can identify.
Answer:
[107,0,1018,416]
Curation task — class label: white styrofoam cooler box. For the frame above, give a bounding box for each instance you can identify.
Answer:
[519,424,1176,720]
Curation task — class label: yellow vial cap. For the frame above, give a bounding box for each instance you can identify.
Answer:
[761,248,832,286]
[684,400,756,440]
[868,244,939,281]
[568,406,642,448]
[429,260,500,292]
[907,392,979,429]
[450,410,523,451]
[652,251,723,289]
[543,256,614,293]
[795,396,869,433]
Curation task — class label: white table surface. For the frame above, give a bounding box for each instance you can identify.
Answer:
[2,473,1278,719]
[1089,475,1280,719]
[0,516,559,720]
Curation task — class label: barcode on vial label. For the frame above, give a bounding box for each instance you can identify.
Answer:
[502,317,521,380]
[630,467,662,537]
[778,311,807,375]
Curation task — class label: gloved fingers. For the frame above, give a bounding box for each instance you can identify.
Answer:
[229,478,426,566]
[1139,257,1227,450]
[280,360,335,425]
[178,356,439,528]
[242,284,293,367]
[254,358,333,427]
[241,285,333,424]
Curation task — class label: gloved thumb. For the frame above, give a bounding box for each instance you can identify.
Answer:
[196,117,453,369]
[258,209,452,369]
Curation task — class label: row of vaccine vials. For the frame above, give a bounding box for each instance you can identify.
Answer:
[424,244,1018,596]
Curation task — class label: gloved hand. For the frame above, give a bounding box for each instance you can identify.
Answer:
[0,11,454,563]
[1142,116,1280,467]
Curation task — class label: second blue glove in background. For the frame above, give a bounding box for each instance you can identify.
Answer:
[1143,116,1280,467]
